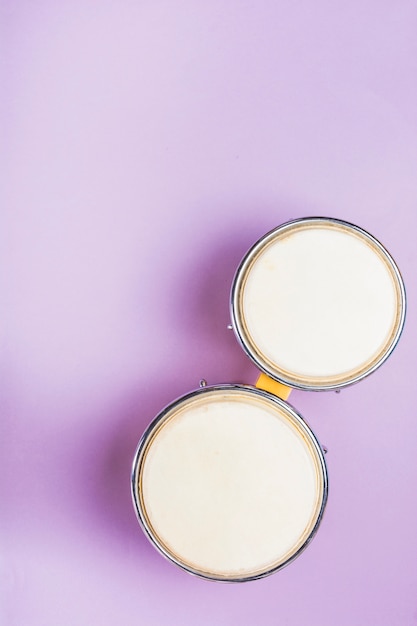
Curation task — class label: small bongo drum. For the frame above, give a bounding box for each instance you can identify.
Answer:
[131,217,406,581]
[231,217,406,390]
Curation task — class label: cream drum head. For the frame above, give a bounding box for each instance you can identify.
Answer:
[231,218,406,390]
[131,385,328,582]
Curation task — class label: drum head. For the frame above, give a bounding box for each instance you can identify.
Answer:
[131,385,327,581]
[231,217,406,390]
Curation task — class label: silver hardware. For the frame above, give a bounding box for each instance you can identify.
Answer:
[199,379,207,388]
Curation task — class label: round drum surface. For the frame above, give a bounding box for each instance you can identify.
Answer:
[133,387,327,581]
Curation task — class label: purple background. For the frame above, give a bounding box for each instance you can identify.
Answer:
[2,2,417,625]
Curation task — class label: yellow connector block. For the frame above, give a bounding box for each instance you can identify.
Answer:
[255,372,292,401]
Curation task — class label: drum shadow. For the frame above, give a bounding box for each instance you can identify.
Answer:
[173,207,295,384]
[182,206,299,339]
[76,378,191,562]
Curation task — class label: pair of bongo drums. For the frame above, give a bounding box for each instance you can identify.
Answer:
[131,217,406,582]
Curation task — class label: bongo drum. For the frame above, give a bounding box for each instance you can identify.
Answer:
[131,217,406,581]
[231,217,406,390]
[132,386,327,581]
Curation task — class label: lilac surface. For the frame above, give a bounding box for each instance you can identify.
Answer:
[2,2,417,624]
